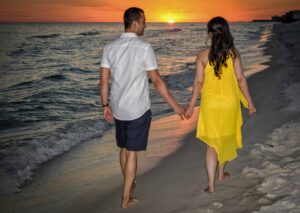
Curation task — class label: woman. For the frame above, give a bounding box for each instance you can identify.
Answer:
[185,17,256,193]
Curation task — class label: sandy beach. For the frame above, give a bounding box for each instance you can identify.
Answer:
[1,21,300,213]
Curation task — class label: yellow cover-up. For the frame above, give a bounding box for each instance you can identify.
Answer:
[196,56,248,166]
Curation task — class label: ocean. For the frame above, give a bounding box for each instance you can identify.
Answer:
[0,22,273,195]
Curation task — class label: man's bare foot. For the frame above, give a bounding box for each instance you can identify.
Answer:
[204,186,214,193]
[121,197,140,209]
[130,180,136,200]
[121,180,138,209]
[218,172,230,181]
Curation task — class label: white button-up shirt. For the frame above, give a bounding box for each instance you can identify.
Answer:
[101,32,158,120]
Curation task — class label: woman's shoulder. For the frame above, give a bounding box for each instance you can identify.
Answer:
[230,48,241,57]
[230,48,241,64]
[196,48,209,62]
[197,48,210,57]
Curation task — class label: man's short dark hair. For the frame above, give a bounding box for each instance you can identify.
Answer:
[124,7,144,29]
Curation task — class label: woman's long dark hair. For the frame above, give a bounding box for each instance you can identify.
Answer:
[207,17,236,79]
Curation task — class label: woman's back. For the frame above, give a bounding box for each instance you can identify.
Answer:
[201,51,248,108]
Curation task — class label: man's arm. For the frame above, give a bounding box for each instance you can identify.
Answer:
[100,67,114,123]
[148,69,185,119]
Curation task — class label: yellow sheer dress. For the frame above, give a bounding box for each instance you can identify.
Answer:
[196,56,248,166]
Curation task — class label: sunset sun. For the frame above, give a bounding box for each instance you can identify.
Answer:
[168,19,175,24]
[160,11,180,23]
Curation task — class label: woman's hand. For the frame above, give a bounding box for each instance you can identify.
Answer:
[185,105,194,120]
[248,104,256,116]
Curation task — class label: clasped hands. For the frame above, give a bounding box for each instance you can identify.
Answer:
[174,104,194,120]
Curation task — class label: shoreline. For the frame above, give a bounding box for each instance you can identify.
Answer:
[0,22,273,197]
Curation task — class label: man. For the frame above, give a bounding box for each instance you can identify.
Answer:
[100,7,185,208]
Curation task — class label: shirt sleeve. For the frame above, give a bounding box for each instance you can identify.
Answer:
[144,45,158,71]
[100,46,111,68]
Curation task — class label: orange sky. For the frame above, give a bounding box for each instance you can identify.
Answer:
[0,0,299,22]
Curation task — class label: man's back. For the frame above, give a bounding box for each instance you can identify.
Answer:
[101,32,157,120]
[99,7,185,209]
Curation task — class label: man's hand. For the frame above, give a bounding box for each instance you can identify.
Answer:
[185,106,194,120]
[174,104,186,120]
[103,107,114,124]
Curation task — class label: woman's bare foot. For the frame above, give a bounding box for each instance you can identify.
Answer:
[121,197,140,209]
[218,171,230,181]
[204,186,214,193]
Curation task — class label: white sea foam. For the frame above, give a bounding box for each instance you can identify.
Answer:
[242,121,300,212]
[0,119,110,195]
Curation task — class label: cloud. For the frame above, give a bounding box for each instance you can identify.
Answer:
[53,0,110,8]
[250,7,273,11]
[0,0,111,8]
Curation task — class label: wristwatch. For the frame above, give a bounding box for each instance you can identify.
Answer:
[102,103,109,107]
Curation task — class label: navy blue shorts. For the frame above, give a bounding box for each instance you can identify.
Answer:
[114,110,152,151]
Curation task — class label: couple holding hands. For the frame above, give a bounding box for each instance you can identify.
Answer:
[100,7,256,208]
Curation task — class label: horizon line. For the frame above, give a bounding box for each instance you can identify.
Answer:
[0,20,266,24]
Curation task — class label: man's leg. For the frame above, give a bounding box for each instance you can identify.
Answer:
[120,110,151,208]
[119,148,137,201]
[119,148,126,175]
[121,150,138,208]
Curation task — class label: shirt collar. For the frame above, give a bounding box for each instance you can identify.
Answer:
[120,32,138,38]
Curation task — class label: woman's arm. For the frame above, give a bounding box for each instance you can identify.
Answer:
[233,52,256,116]
[185,51,205,119]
